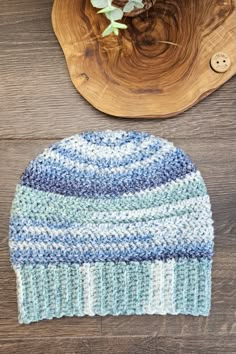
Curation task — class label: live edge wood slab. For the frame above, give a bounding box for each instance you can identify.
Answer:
[52,0,236,118]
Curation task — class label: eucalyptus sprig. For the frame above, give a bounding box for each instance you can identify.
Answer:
[123,0,144,13]
[91,0,144,36]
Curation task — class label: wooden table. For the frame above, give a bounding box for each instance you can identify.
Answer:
[0,1,235,353]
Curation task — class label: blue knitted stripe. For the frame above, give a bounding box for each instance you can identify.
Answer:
[51,137,164,168]
[81,130,150,146]
[20,148,196,197]
[9,209,214,247]
[10,240,213,266]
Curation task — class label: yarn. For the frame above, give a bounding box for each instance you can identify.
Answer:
[9,130,214,323]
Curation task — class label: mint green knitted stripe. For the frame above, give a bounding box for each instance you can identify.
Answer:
[93,262,151,315]
[162,260,176,313]
[92,263,103,314]
[16,266,34,323]
[16,264,85,324]
[15,260,211,324]
[109,262,126,314]
[197,259,212,314]
[90,262,114,316]
[17,265,48,323]
[34,266,49,319]
[102,263,115,315]
[174,259,212,316]
[136,262,151,314]
[47,265,59,317]
[12,176,206,221]
[126,262,139,314]
[70,265,84,316]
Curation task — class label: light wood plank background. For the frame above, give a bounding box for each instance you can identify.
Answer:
[0,1,235,353]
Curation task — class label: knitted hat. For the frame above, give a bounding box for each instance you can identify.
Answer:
[9,130,214,324]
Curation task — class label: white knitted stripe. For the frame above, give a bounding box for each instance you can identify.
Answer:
[145,260,176,314]
[40,142,174,174]
[59,133,162,159]
[162,259,176,313]
[81,264,95,316]
[14,267,25,323]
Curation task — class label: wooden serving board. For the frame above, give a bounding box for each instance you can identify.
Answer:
[52,0,236,118]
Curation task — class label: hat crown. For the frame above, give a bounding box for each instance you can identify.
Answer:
[19,130,196,198]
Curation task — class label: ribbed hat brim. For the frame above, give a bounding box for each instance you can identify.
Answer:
[15,259,212,324]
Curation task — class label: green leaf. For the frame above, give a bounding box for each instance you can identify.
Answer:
[97,5,116,13]
[91,0,109,9]
[113,27,119,35]
[105,8,123,21]
[102,24,114,37]
[113,22,127,29]
[123,0,144,13]
[90,0,134,36]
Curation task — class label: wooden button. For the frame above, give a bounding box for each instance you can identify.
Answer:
[210,52,231,73]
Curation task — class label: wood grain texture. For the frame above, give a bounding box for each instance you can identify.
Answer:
[0,0,236,353]
[1,336,236,354]
[52,0,236,118]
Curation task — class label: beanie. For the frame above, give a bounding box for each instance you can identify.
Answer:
[9,130,214,324]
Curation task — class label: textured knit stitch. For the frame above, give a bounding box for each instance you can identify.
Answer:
[9,130,214,324]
